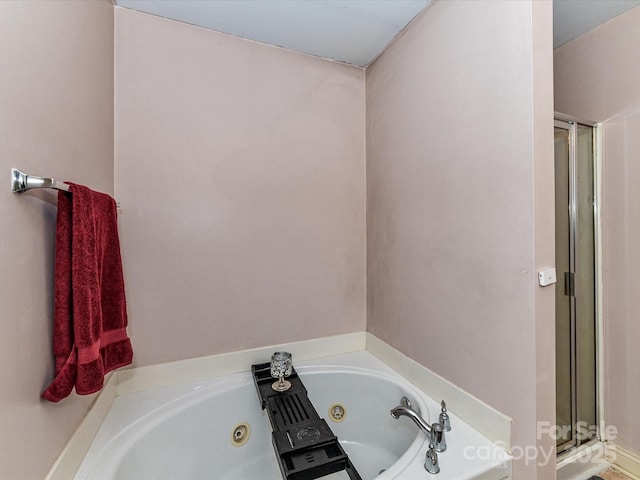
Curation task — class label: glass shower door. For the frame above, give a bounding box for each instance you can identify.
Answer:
[554,117,597,455]
[575,123,597,442]
[554,124,573,450]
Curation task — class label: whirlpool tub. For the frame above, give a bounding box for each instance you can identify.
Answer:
[73,351,511,480]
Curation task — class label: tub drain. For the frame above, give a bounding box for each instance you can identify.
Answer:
[231,422,250,447]
[328,403,347,423]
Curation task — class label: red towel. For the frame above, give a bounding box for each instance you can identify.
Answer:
[43,184,133,402]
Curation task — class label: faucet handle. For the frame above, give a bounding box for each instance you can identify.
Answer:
[439,400,451,432]
[424,443,440,474]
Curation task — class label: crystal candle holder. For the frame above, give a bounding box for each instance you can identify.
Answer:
[270,351,292,392]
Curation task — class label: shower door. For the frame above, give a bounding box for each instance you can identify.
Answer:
[554,117,597,455]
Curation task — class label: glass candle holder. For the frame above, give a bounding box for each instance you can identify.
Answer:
[270,351,292,392]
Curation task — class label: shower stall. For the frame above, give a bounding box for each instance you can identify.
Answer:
[554,115,599,456]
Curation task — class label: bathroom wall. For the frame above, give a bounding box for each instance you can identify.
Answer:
[366,1,555,478]
[555,5,640,460]
[114,8,366,366]
[0,1,114,478]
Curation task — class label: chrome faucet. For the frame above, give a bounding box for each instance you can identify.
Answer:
[390,397,447,452]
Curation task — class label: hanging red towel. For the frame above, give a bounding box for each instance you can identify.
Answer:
[43,184,133,402]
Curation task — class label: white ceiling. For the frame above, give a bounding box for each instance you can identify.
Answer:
[553,0,640,48]
[116,0,640,65]
[116,0,430,67]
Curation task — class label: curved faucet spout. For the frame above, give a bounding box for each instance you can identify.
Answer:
[390,399,446,452]
[390,405,433,436]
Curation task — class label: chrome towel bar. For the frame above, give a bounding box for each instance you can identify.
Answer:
[11,168,121,208]
[11,168,70,193]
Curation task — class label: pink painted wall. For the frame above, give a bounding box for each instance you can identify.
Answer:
[532,2,557,478]
[555,5,640,458]
[366,1,555,478]
[0,1,114,478]
[0,3,556,477]
[114,8,366,366]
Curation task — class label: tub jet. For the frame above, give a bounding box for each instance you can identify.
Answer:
[231,422,250,447]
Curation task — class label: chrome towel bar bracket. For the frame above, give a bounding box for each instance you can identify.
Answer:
[11,168,70,193]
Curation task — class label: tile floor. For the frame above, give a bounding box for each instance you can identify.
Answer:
[598,468,635,480]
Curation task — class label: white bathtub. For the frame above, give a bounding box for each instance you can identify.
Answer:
[74,352,511,480]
